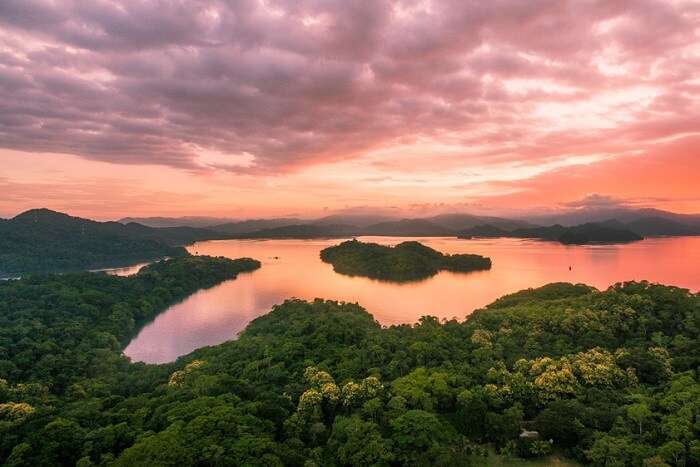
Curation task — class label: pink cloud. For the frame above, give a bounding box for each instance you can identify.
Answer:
[0,0,698,215]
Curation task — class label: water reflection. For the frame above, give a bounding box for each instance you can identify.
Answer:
[94,262,151,276]
[2,261,151,280]
[124,236,700,363]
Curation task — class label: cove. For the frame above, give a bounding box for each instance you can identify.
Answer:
[124,236,700,363]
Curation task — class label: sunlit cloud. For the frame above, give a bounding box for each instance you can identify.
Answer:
[0,0,698,217]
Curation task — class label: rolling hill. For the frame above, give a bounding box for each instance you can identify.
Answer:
[118,216,235,228]
[427,213,532,231]
[0,209,224,276]
[229,223,356,238]
[362,219,455,236]
[624,216,700,236]
[208,218,304,235]
[460,222,642,244]
[526,207,700,230]
[320,239,491,281]
[113,209,700,239]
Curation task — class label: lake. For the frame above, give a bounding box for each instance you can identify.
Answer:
[97,262,152,276]
[124,236,700,363]
[1,261,152,281]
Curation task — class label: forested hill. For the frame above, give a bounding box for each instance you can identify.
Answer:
[460,222,643,244]
[0,255,260,392]
[320,240,492,281]
[0,209,227,276]
[2,275,698,465]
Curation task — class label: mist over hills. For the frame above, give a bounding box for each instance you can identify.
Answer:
[227,223,357,239]
[117,212,534,236]
[625,216,700,236]
[460,222,644,245]
[313,214,397,228]
[118,216,236,228]
[524,206,700,229]
[208,215,532,238]
[117,207,700,238]
[362,219,455,236]
[208,218,304,235]
[425,213,533,231]
[4,206,700,277]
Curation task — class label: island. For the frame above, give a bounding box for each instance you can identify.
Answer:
[459,221,643,245]
[320,239,492,281]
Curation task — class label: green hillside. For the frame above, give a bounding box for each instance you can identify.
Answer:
[320,240,492,281]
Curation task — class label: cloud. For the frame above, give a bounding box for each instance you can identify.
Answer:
[477,133,700,214]
[0,0,698,175]
[563,194,632,210]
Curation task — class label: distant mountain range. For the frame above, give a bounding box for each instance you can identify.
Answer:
[228,223,356,239]
[3,206,699,276]
[208,218,305,235]
[424,213,533,231]
[523,207,700,230]
[460,222,644,245]
[118,207,700,239]
[624,216,700,236]
[209,215,531,238]
[118,212,532,237]
[118,216,236,228]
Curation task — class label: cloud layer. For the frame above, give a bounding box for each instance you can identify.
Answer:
[0,0,699,215]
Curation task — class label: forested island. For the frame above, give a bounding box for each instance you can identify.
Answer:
[460,222,644,245]
[1,263,698,466]
[0,209,228,277]
[320,240,492,282]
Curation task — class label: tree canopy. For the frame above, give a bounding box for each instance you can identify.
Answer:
[0,209,228,276]
[1,265,698,465]
[320,239,491,282]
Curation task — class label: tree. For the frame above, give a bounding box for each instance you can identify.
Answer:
[535,399,587,447]
[528,357,579,402]
[627,403,652,435]
[326,416,393,466]
[38,418,86,467]
[390,410,449,464]
[587,434,654,466]
[486,405,523,447]
[5,443,32,467]
[643,456,671,467]
[658,441,685,466]
[112,424,194,466]
[456,388,488,439]
[390,368,453,411]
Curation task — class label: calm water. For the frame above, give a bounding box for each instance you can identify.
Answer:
[124,236,700,363]
[1,262,150,281]
[97,262,151,276]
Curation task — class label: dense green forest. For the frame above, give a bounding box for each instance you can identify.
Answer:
[320,240,492,282]
[2,255,698,465]
[459,222,643,245]
[558,223,643,244]
[0,209,227,277]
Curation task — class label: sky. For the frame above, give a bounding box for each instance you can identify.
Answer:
[1,0,699,220]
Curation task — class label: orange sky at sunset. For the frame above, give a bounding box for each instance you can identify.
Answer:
[1,1,699,219]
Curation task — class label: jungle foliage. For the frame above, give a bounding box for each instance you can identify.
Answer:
[0,209,227,276]
[320,240,492,282]
[1,263,699,466]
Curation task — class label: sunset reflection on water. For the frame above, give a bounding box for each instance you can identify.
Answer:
[124,236,700,363]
